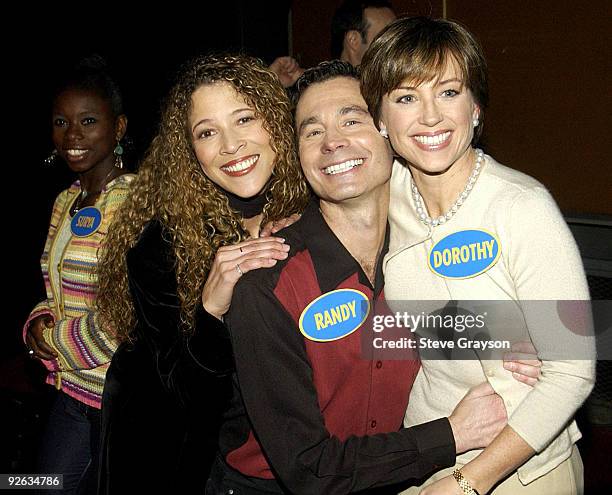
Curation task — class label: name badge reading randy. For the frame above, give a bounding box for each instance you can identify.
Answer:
[428,229,500,279]
[71,207,102,237]
[299,289,370,342]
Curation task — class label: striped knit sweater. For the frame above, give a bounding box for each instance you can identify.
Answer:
[23,174,135,408]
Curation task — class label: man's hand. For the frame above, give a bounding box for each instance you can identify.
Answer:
[269,56,304,88]
[503,341,542,387]
[448,382,507,454]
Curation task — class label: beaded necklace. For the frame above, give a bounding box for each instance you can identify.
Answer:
[411,149,484,227]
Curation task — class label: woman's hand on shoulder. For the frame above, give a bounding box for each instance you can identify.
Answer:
[259,213,301,237]
[25,315,57,360]
[503,341,542,387]
[202,237,290,320]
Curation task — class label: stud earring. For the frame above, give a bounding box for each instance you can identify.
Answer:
[472,118,479,127]
[113,142,124,169]
[380,128,389,138]
[44,149,57,166]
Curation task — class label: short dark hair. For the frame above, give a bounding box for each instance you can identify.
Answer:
[293,59,360,108]
[330,0,394,58]
[360,16,489,143]
[53,54,124,118]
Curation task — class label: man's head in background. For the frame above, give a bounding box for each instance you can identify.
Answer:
[331,0,396,67]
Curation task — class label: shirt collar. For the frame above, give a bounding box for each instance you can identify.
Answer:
[299,197,389,297]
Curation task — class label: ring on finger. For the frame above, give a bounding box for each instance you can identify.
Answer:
[235,263,244,276]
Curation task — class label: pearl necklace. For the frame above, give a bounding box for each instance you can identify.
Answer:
[411,148,484,227]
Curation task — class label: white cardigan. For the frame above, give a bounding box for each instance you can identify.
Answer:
[384,154,595,484]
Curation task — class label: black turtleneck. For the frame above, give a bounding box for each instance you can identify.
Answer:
[224,189,267,219]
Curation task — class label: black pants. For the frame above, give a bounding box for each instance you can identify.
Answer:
[205,456,286,495]
[205,454,407,495]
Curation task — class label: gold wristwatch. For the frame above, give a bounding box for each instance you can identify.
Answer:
[452,469,480,495]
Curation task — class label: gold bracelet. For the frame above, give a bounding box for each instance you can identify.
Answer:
[452,469,480,495]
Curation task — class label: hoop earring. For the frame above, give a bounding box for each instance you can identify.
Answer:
[113,142,124,169]
[44,149,57,166]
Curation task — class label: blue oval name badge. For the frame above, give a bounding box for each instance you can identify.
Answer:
[299,289,370,342]
[428,229,501,279]
[71,207,102,237]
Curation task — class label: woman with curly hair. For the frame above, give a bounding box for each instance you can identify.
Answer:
[96,54,310,494]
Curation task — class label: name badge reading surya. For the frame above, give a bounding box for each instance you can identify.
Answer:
[428,229,501,279]
[71,207,102,237]
[299,289,370,342]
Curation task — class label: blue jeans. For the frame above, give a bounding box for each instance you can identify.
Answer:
[37,392,100,495]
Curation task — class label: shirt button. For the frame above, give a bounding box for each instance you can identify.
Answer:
[376,361,383,369]
[506,400,513,408]
[370,420,377,428]
[486,369,495,377]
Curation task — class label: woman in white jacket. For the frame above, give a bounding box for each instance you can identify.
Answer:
[361,16,595,495]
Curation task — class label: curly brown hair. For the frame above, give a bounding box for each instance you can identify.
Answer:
[97,54,310,342]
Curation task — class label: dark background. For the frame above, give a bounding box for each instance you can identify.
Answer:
[7,0,292,361]
[3,0,293,474]
[293,0,611,216]
[3,0,611,491]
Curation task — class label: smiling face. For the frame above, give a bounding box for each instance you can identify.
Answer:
[379,60,479,176]
[52,88,124,175]
[189,82,276,198]
[296,76,393,204]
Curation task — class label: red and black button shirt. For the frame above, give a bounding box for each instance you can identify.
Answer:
[223,198,456,494]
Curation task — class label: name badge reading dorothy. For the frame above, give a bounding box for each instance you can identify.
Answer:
[299,289,370,342]
[428,229,501,279]
[71,207,102,237]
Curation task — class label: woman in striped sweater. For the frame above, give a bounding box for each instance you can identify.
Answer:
[23,56,135,494]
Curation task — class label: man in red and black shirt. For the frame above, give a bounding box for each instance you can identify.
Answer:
[212,61,507,494]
